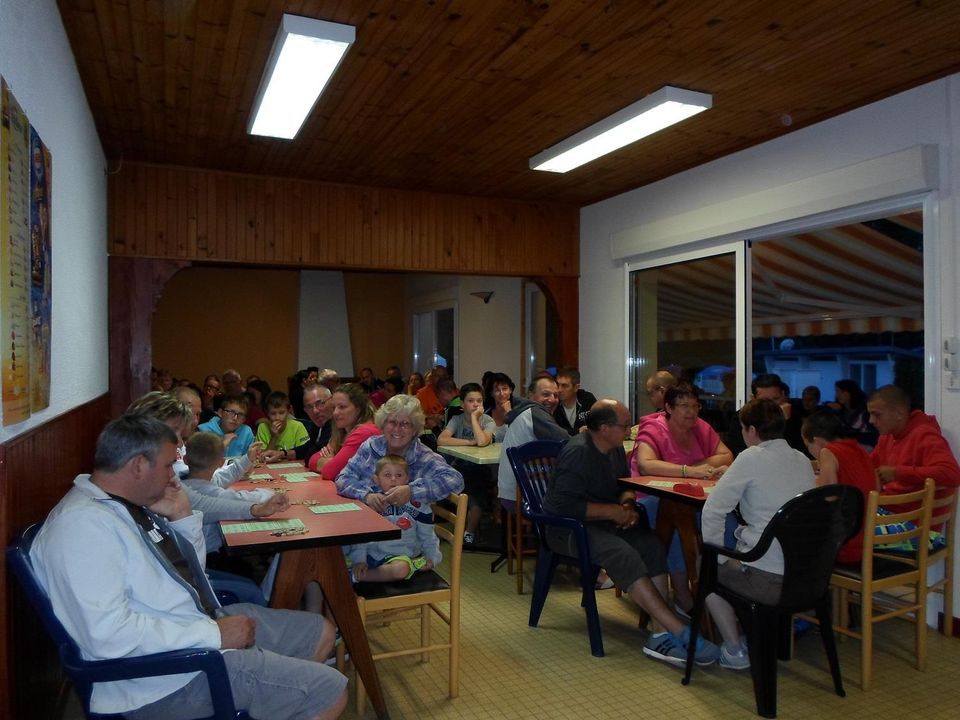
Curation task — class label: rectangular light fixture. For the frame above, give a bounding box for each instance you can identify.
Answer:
[248,14,355,140]
[529,85,712,173]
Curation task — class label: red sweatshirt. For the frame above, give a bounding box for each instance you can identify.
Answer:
[871,411,960,496]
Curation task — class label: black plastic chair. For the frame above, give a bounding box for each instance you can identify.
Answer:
[682,484,863,718]
[7,524,250,720]
[506,440,606,657]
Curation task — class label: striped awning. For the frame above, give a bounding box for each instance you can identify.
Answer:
[648,211,923,342]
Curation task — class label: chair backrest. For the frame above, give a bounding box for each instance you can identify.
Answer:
[431,492,469,595]
[7,524,98,708]
[930,485,957,550]
[861,478,936,570]
[747,484,864,608]
[506,440,566,517]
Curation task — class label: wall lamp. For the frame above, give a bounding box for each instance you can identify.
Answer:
[248,14,355,140]
[529,85,712,173]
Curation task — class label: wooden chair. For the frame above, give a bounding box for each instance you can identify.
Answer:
[341,493,467,714]
[505,485,539,594]
[830,478,935,690]
[925,487,956,634]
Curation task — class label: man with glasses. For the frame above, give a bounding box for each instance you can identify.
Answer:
[199,374,223,423]
[276,383,333,464]
[543,400,721,668]
[198,394,255,457]
[644,370,678,414]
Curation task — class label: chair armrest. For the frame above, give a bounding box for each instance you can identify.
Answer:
[526,510,582,532]
[64,647,238,720]
[64,646,228,682]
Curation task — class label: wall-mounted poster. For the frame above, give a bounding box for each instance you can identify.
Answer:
[1,77,32,426]
[29,126,52,412]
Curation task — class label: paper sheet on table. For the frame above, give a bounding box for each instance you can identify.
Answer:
[283,472,320,482]
[646,480,676,489]
[222,518,305,534]
[269,462,304,469]
[309,503,362,514]
[248,473,273,480]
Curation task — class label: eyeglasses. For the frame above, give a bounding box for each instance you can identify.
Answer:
[645,386,664,396]
[222,408,247,420]
[304,400,328,411]
[385,418,413,430]
[204,383,221,391]
[672,402,700,411]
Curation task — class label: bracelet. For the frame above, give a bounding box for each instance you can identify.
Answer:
[681,465,687,478]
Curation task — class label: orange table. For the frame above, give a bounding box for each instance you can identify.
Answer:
[618,476,717,589]
[220,462,399,720]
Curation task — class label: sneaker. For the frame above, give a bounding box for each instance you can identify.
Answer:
[719,638,750,670]
[463,532,475,545]
[643,632,686,666]
[679,626,720,667]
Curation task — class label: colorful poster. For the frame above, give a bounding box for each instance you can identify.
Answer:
[1,77,32,426]
[29,126,52,411]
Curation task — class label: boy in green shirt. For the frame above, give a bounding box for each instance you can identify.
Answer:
[258,391,310,462]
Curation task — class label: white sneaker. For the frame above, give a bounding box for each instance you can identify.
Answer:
[719,638,750,670]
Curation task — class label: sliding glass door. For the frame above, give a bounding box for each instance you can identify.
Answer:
[628,243,745,435]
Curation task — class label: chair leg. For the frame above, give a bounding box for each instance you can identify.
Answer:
[747,606,780,719]
[580,564,604,658]
[815,599,846,698]
[943,556,955,636]
[421,605,431,663]
[450,600,460,698]
[529,549,559,627]
[682,595,706,686]
[861,589,873,691]
[506,511,515,575]
[515,502,525,594]
[916,576,928,672]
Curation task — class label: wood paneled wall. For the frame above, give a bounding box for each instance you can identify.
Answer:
[107,163,581,407]
[108,163,579,277]
[1,394,112,720]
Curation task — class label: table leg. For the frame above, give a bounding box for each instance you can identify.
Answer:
[656,500,702,587]
[271,548,391,720]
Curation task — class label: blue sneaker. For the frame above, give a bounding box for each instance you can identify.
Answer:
[643,632,686,666]
[679,626,721,667]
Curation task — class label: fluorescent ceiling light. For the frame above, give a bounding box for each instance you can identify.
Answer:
[529,85,712,173]
[248,14,355,140]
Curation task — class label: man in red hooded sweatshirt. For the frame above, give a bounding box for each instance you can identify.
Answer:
[867,384,960,496]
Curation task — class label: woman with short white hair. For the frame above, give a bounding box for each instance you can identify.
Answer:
[335,394,464,510]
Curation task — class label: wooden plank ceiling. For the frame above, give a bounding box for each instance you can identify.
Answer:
[57,0,960,207]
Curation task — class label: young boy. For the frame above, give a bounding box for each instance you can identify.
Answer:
[801,410,877,564]
[197,393,256,457]
[257,390,310,462]
[182,431,290,553]
[700,398,815,670]
[438,382,496,544]
[183,431,290,605]
[344,455,442,582]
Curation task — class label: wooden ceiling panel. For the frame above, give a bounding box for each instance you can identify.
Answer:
[57,0,960,206]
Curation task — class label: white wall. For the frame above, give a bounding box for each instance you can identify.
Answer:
[0,0,108,440]
[580,72,960,620]
[298,270,354,373]
[406,274,523,386]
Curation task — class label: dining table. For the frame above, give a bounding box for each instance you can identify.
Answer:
[219,461,400,720]
[618,475,717,589]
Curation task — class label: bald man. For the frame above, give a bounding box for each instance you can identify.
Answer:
[867,384,960,494]
[543,399,719,668]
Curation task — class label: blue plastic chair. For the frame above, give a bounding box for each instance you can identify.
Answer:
[7,524,250,720]
[506,440,605,657]
[682,484,863,718]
